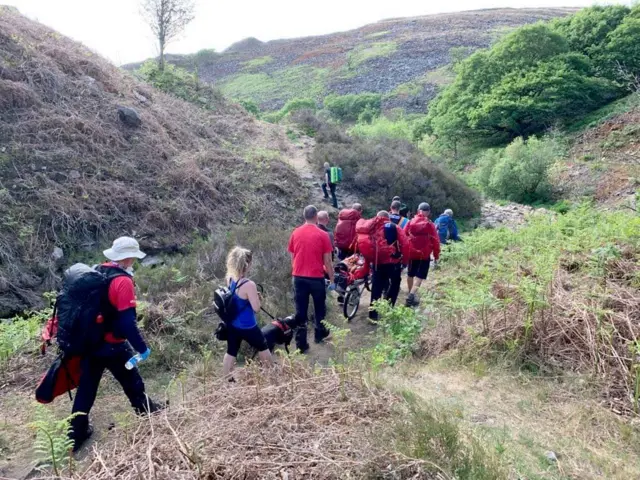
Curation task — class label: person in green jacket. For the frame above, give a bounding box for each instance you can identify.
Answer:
[322,162,338,209]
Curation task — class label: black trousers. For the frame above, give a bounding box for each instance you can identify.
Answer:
[369,263,402,320]
[71,342,148,436]
[322,182,338,208]
[293,276,329,349]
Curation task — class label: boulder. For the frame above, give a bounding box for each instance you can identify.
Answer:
[51,247,64,263]
[117,106,142,128]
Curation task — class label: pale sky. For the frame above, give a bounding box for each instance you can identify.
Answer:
[4,0,630,65]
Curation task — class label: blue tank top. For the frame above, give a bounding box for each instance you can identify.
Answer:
[229,279,257,329]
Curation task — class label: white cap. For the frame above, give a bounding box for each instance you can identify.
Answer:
[444,209,453,217]
[103,237,146,261]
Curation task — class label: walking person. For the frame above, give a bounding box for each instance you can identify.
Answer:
[389,200,410,230]
[69,237,165,451]
[222,247,273,378]
[405,203,440,307]
[317,210,334,248]
[288,205,334,352]
[321,162,339,209]
[355,211,409,321]
[435,208,462,245]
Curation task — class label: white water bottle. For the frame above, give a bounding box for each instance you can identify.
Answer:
[125,354,142,370]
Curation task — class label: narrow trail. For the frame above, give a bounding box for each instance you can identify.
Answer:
[283,132,360,212]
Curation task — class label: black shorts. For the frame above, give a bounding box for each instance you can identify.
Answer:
[407,259,430,280]
[226,324,269,357]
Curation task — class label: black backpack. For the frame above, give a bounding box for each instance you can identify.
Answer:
[53,264,128,356]
[212,279,248,325]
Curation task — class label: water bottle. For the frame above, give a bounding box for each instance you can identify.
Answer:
[125,354,142,370]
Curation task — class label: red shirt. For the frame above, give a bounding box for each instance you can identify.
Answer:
[102,262,137,343]
[288,223,332,278]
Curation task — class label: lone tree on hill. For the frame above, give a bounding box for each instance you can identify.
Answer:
[140,0,195,71]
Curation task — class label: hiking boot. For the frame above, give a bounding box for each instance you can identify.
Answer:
[297,344,310,354]
[406,293,420,307]
[134,396,169,416]
[70,424,93,453]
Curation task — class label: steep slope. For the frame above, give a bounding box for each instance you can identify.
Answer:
[555,95,640,206]
[133,8,575,112]
[0,6,307,316]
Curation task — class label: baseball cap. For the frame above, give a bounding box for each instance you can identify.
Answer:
[103,237,146,261]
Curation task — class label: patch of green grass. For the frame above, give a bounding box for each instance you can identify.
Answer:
[391,391,507,479]
[219,65,329,109]
[348,41,398,68]
[423,66,456,86]
[243,55,274,70]
[566,93,640,133]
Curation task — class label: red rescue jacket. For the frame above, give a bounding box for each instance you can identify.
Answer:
[406,214,440,261]
[334,209,361,250]
[356,217,410,266]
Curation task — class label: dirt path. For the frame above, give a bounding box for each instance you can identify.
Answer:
[281,130,360,212]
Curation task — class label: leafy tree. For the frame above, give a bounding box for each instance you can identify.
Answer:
[324,93,382,122]
[477,136,561,203]
[141,0,195,71]
[426,13,632,148]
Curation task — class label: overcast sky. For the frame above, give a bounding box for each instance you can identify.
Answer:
[4,0,630,65]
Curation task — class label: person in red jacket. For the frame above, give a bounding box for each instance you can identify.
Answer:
[359,211,410,321]
[334,203,363,260]
[405,203,440,307]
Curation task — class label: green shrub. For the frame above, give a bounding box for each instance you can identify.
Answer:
[262,98,317,124]
[239,99,260,117]
[324,93,382,122]
[477,136,562,204]
[135,61,225,110]
[349,115,413,140]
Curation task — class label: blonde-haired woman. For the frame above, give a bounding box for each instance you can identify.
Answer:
[222,247,273,377]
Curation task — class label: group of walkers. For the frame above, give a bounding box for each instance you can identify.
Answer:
[39,184,461,453]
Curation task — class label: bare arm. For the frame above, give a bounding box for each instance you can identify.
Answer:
[323,252,333,280]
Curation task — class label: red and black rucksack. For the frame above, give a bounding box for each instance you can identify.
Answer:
[44,264,128,356]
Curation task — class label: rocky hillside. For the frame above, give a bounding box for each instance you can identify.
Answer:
[130,8,575,112]
[0,6,307,316]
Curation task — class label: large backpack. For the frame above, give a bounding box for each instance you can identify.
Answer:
[330,166,343,184]
[52,264,128,356]
[212,279,248,325]
[407,217,436,261]
[356,217,396,264]
[334,208,361,249]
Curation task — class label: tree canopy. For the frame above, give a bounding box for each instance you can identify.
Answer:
[424,5,639,149]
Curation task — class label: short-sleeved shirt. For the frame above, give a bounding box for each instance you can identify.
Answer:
[288,223,333,278]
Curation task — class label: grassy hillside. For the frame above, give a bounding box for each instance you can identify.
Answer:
[0,6,307,316]
[127,8,575,112]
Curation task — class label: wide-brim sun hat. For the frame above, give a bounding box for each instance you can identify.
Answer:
[103,236,146,261]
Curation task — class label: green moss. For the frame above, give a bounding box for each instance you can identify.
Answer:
[348,41,398,67]
[219,65,329,109]
[243,55,274,70]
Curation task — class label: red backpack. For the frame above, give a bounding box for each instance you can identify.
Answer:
[334,209,361,249]
[407,216,439,261]
[355,217,396,264]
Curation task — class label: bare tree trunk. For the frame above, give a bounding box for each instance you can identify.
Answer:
[159,38,165,71]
